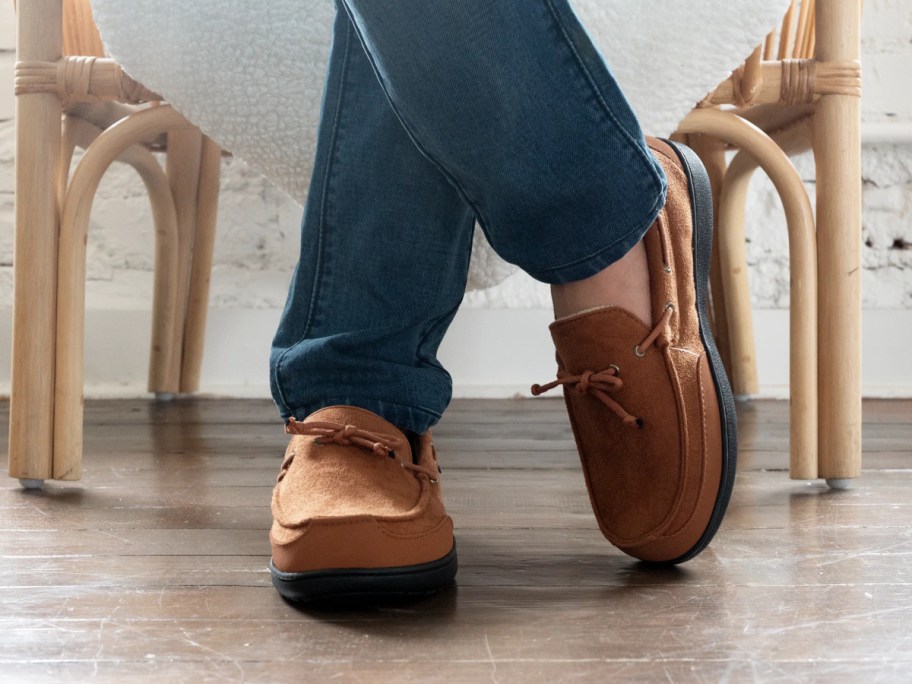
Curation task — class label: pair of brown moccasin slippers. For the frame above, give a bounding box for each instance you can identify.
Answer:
[268,138,737,603]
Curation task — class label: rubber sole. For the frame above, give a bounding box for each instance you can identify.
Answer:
[269,543,458,603]
[658,139,739,565]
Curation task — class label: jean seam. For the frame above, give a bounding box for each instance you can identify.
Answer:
[413,225,473,375]
[303,16,353,342]
[541,0,665,200]
[337,0,494,235]
[273,17,354,417]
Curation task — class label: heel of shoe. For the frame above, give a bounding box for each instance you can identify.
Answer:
[659,139,738,564]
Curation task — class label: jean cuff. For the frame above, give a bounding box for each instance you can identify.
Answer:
[279,397,444,435]
[524,181,667,285]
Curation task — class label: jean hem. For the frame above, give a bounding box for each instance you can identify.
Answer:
[524,183,667,285]
[278,397,444,435]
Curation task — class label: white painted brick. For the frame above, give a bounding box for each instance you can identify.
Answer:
[860,1,912,123]
[863,53,912,121]
[0,191,11,265]
[863,264,912,308]
[0,52,13,122]
[862,144,912,185]
[0,0,13,123]
[863,0,912,44]
[0,120,13,195]
[0,1,15,50]
[0,264,11,308]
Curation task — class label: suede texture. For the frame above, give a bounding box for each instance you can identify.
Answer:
[270,406,454,573]
[547,138,723,561]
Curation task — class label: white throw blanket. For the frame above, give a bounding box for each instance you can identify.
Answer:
[89,0,789,290]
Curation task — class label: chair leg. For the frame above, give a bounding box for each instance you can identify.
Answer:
[687,134,739,391]
[163,129,204,394]
[717,152,762,399]
[711,118,816,406]
[54,107,194,481]
[179,137,221,394]
[814,0,863,485]
[62,114,183,397]
[678,108,818,480]
[120,147,182,397]
[8,0,63,484]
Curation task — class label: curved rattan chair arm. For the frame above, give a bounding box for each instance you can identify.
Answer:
[54,105,194,478]
[677,107,819,480]
[62,114,182,393]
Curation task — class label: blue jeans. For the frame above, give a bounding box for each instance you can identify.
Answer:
[270,0,668,433]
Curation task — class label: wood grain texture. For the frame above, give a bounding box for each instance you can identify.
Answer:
[8,0,63,481]
[677,107,819,480]
[178,136,222,394]
[814,0,864,481]
[0,398,909,682]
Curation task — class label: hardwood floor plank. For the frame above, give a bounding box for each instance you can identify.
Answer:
[2,471,911,531]
[0,584,910,666]
[0,398,909,682]
[1,517,909,589]
[3,659,911,684]
[3,399,910,458]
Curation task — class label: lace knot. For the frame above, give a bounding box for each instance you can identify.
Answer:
[283,418,440,480]
[531,306,675,428]
[532,366,640,428]
[577,370,593,394]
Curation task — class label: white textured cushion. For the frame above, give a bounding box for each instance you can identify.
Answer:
[89,0,789,289]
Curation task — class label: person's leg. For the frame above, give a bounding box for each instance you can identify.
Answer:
[269,4,476,602]
[334,1,736,566]
[270,2,735,605]
[270,4,476,436]
[274,0,669,437]
[338,0,667,299]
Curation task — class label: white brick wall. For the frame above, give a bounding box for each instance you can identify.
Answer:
[1,0,15,310]
[0,1,910,396]
[0,0,14,124]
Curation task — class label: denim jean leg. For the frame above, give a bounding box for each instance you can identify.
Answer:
[339,0,668,284]
[270,5,476,433]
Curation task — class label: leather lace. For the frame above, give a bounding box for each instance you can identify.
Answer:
[284,419,439,480]
[531,305,675,429]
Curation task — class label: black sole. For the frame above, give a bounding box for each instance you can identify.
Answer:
[269,543,458,603]
[657,139,739,565]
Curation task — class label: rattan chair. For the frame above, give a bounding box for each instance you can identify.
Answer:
[673,0,863,486]
[9,0,222,485]
[7,0,862,488]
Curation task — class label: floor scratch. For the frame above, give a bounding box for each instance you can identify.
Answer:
[484,633,500,684]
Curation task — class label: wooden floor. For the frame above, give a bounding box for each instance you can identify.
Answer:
[1,398,911,683]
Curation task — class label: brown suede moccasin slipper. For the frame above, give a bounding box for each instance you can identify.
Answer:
[533,138,737,564]
[269,406,456,602]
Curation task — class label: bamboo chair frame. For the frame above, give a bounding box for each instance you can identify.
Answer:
[674,0,863,485]
[8,0,862,487]
[9,0,221,485]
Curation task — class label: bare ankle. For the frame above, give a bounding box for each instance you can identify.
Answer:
[551,241,652,324]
